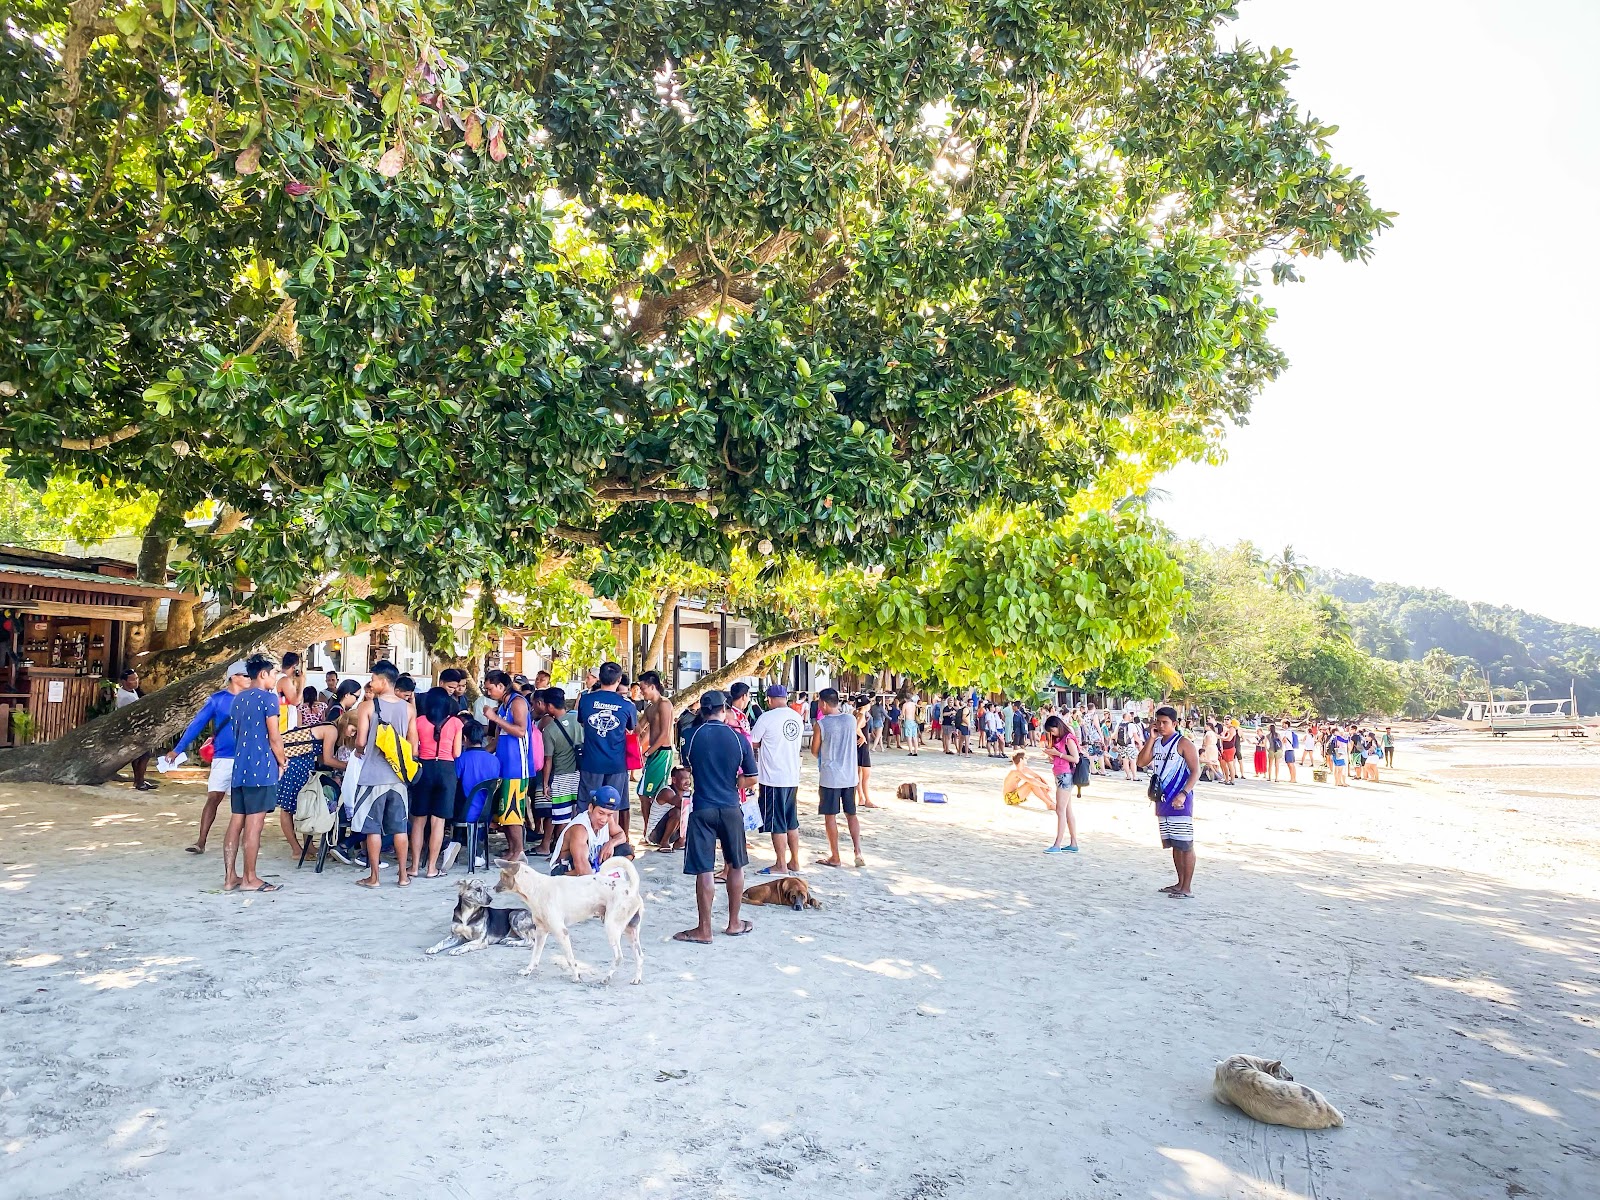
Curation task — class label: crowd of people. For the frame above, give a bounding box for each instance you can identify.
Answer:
[158,656,908,939]
[155,653,1391,916]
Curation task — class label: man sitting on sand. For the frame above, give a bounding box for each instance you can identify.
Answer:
[1001,752,1056,810]
[550,786,632,876]
[647,765,691,850]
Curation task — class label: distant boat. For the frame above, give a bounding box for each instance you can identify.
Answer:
[1460,683,1586,737]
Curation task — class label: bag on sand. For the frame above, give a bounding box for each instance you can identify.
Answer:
[292,773,335,839]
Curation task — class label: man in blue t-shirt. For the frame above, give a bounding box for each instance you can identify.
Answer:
[675,690,757,945]
[162,659,251,855]
[223,656,287,893]
[577,660,636,829]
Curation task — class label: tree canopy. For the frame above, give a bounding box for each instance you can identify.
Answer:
[3,0,1390,629]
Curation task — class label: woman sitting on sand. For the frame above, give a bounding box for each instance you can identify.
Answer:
[1002,753,1056,811]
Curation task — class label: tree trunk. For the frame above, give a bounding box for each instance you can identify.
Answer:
[642,590,678,675]
[0,590,402,785]
[669,629,820,715]
[164,596,201,649]
[125,515,173,656]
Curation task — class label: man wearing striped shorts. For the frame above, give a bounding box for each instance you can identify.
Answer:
[1137,705,1201,900]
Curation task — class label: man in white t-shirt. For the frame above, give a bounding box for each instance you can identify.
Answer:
[749,683,804,875]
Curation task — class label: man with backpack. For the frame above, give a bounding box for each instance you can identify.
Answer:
[350,659,420,888]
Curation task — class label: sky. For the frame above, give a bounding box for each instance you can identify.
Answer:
[1153,0,1600,626]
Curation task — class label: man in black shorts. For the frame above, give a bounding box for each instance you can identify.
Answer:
[674,691,757,943]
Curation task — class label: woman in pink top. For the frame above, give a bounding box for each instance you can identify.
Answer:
[409,686,464,877]
[1041,715,1081,855]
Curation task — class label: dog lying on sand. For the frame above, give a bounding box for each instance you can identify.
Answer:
[742,876,822,910]
[425,878,536,956]
[493,856,645,984]
[1213,1055,1345,1129]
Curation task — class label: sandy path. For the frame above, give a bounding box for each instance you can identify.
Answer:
[2,733,1597,1199]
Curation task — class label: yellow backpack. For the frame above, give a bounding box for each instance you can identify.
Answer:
[375,715,419,783]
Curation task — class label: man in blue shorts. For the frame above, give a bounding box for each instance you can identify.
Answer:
[674,690,757,944]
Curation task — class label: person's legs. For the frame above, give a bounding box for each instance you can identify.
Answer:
[1385,746,1395,768]
[768,830,790,873]
[240,813,268,889]
[724,865,746,935]
[822,813,842,864]
[858,766,873,808]
[392,832,410,885]
[278,806,300,854]
[222,812,245,890]
[191,791,224,853]
[785,828,800,874]
[408,814,427,874]
[360,833,383,886]
[131,753,150,788]
[845,813,863,864]
[1176,847,1196,895]
[682,872,715,941]
[1049,782,1078,850]
[425,816,446,875]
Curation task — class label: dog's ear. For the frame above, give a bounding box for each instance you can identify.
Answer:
[491,857,517,869]
[1264,1060,1291,1080]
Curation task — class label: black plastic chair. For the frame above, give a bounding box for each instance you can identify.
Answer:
[454,778,496,874]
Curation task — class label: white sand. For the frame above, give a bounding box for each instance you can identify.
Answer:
[3,731,1598,1199]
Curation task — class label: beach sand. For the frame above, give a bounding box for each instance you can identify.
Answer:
[3,730,1598,1199]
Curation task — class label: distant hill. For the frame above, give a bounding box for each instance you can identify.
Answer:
[1311,569,1600,711]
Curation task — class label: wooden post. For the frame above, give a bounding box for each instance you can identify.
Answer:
[719,611,728,670]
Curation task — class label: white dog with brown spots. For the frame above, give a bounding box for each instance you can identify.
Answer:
[492,856,645,984]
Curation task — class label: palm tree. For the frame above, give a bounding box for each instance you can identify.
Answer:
[1314,595,1354,642]
[1270,545,1308,594]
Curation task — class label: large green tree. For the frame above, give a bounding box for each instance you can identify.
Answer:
[0,1,1387,778]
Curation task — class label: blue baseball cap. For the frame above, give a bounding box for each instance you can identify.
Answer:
[766,684,788,699]
[590,785,623,810]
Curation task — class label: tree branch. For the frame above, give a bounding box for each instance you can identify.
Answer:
[593,486,711,504]
[58,299,298,452]
[550,524,603,546]
[626,229,801,339]
[669,628,821,714]
[58,423,143,451]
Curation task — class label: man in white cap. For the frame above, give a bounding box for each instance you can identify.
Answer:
[163,659,253,854]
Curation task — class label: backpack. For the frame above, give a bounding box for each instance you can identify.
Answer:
[292,774,335,838]
[375,715,420,783]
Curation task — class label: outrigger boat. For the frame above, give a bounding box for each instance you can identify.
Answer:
[1460,684,1586,737]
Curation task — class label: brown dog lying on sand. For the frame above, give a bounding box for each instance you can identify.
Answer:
[742,876,822,911]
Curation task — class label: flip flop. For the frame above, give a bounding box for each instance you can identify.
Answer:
[1167,890,1193,899]
[756,866,788,876]
[725,921,754,937]
[813,858,843,868]
[672,930,713,944]
[355,878,381,889]
[853,857,866,868]
[222,881,241,892]
[184,845,204,854]
[252,882,282,893]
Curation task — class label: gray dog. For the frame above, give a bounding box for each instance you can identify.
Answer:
[425,877,536,956]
